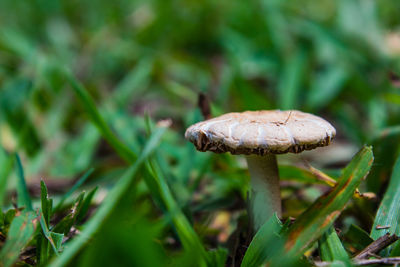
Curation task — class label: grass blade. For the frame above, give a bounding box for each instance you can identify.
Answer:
[40,180,51,225]
[343,224,373,252]
[67,73,209,262]
[111,59,152,108]
[48,126,167,267]
[143,118,210,262]
[371,154,400,255]
[54,168,94,211]
[15,154,33,211]
[65,70,137,163]
[76,186,98,223]
[372,125,400,141]
[318,226,349,262]
[38,180,58,264]
[241,213,282,267]
[283,146,373,257]
[39,213,61,256]
[277,49,306,109]
[0,150,14,206]
[390,240,400,256]
[53,192,85,235]
[0,211,37,267]
[306,66,347,110]
[145,158,209,261]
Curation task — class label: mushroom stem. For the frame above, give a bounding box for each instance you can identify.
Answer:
[246,154,282,231]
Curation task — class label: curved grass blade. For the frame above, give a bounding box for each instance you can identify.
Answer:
[49,126,166,267]
[282,146,373,258]
[142,117,210,261]
[15,154,33,211]
[65,70,137,163]
[241,213,282,267]
[66,72,209,262]
[371,154,400,255]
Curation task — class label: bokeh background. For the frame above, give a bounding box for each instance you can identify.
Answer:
[1,0,400,266]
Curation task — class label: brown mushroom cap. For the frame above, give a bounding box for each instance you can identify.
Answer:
[185,110,336,155]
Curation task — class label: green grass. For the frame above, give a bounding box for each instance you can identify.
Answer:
[1,0,400,266]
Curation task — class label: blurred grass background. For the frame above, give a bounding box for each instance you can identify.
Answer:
[1,0,400,266]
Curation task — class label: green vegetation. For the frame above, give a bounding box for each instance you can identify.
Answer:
[1,0,400,266]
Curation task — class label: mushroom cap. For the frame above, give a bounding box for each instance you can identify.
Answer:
[185,110,336,155]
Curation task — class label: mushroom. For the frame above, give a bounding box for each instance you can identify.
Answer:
[185,110,336,231]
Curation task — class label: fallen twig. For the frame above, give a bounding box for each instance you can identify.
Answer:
[354,257,400,266]
[315,257,400,266]
[354,233,399,260]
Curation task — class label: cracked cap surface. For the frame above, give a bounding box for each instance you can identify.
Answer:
[185,110,336,155]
